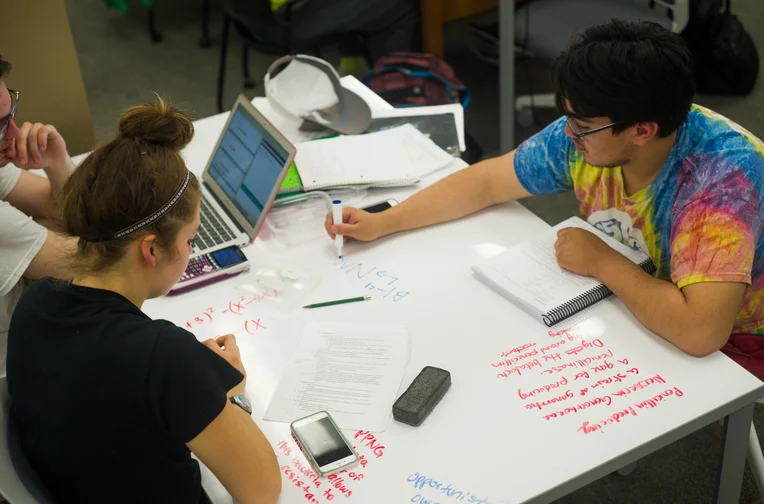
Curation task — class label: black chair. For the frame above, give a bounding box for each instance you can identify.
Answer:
[216,0,371,113]
[143,1,213,47]
[0,377,59,504]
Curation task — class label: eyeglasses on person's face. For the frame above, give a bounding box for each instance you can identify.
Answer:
[566,116,619,140]
[0,89,19,143]
[557,95,619,140]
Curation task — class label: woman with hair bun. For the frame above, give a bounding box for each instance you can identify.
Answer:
[7,99,281,504]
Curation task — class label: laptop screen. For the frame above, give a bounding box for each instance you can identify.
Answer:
[207,107,290,227]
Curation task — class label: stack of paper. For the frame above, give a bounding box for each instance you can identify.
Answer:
[264,322,410,432]
[294,124,454,190]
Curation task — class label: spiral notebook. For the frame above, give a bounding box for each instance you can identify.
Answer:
[293,124,454,190]
[472,217,656,327]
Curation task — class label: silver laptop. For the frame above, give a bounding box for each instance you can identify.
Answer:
[192,95,296,257]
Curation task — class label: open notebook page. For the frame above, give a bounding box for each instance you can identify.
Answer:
[473,216,651,313]
[295,124,453,190]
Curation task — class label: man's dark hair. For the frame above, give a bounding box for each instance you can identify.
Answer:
[0,56,11,79]
[551,20,695,138]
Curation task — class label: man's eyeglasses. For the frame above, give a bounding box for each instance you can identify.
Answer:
[566,116,618,140]
[556,94,619,140]
[0,89,19,142]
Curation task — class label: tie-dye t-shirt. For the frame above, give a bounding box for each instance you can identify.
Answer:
[514,105,764,338]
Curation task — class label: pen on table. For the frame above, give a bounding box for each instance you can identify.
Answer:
[303,296,371,309]
[332,199,344,258]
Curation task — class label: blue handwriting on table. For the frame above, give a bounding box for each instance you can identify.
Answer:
[407,472,497,504]
[336,258,410,302]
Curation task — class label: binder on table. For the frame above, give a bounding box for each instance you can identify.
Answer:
[472,216,656,327]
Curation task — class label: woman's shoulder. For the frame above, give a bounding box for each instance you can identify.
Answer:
[149,322,216,366]
[18,276,58,298]
[152,321,199,346]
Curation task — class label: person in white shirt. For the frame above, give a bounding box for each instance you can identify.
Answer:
[0,55,77,376]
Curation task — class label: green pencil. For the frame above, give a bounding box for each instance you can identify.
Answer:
[303,296,371,309]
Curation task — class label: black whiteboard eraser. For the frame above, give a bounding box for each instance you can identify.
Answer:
[392,366,451,426]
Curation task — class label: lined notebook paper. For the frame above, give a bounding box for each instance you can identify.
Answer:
[294,124,454,190]
[472,217,656,326]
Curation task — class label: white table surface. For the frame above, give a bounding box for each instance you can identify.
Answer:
[136,79,764,504]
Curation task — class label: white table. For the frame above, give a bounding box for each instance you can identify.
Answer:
[141,80,764,504]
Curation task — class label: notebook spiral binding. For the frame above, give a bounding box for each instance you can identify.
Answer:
[541,258,657,327]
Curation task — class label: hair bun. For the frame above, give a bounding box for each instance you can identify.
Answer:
[118,98,194,150]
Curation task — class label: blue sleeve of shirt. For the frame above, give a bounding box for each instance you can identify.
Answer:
[513,116,575,195]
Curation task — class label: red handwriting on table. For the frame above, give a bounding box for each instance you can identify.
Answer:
[222,290,279,315]
[577,407,638,435]
[564,338,605,356]
[278,440,292,456]
[577,387,684,435]
[542,394,613,420]
[180,290,277,336]
[580,367,640,392]
[281,465,321,503]
[353,430,385,459]
[590,360,614,373]
[495,358,542,378]
[611,374,666,398]
[496,322,688,436]
[581,373,628,395]
[540,339,567,354]
[492,348,538,368]
[544,375,668,421]
[634,387,684,409]
[326,474,353,498]
[250,289,278,303]
[184,307,215,329]
[573,360,635,381]
[244,318,266,334]
[524,389,575,410]
[518,376,568,400]
[547,326,591,341]
[313,430,390,500]
[498,342,536,357]
[223,297,247,316]
[277,440,323,503]
[540,349,614,375]
[274,431,387,502]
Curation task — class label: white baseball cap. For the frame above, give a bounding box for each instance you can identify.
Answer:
[264,54,372,135]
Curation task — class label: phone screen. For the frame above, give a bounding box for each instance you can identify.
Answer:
[363,201,393,214]
[210,247,246,268]
[295,417,354,467]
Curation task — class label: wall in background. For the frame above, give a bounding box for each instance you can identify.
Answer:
[1,0,95,155]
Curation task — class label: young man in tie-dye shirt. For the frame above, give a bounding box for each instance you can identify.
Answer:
[325,20,764,379]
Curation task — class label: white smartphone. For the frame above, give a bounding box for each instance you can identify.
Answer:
[290,411,358,476]
[361,199,398,214]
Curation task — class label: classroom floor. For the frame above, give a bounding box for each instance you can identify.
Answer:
[41,0,764,502]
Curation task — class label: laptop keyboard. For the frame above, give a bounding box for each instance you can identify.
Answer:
[194,194,238,253]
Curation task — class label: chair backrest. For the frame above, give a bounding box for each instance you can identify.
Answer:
[651,0,691,33]
[0,377,58,504]
[516,0,690,59]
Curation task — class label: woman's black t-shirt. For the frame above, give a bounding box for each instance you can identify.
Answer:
[7,278,244,503]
